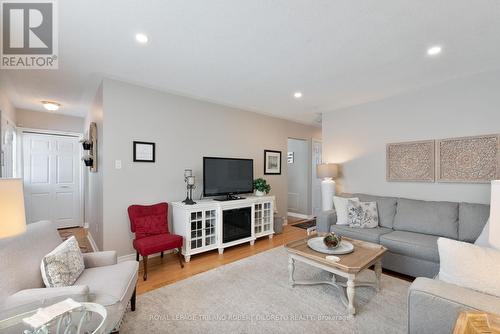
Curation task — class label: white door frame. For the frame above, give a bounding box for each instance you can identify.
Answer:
[18,127,85,227]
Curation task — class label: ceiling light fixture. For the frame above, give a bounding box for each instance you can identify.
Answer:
[427,45,442,56]
[42,101,61,111]
[294,92,303,99]
[135,33,149,44]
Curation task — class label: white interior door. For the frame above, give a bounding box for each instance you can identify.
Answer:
[311,139,323,217]
[23,133,82,228]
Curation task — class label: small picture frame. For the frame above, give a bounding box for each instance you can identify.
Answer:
[264,150,282,175]
[133,141,155,162]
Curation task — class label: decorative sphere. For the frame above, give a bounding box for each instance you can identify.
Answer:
[323,233,342,249]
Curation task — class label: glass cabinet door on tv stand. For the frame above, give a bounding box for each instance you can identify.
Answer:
[254,200,274,239]
[186,209,218,261]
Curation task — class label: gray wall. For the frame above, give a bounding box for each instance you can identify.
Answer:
[323,69,500,205]
[83,85,104,249]
[16,109,84,133]
[100,79,321,256]
[287,138,310,215]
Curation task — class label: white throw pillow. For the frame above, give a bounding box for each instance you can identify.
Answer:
[347,200,379,228]
[474,219,495,249]
[438,237,500,298]
[41,236,85,288]
[333,196,359,225]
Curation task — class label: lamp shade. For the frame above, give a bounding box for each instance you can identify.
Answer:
[0,179,27,239]
[317,163,338,179]
[489,180,500,249]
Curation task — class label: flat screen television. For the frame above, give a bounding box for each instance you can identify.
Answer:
[203,157,253,198]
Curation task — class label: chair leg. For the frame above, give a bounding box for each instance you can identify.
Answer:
[143,255,148,281]
[130,288,136,311]
[177,248,184,268]
[161,251,164,258]
[136,252,139,262]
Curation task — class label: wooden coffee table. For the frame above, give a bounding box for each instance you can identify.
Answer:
[285,236,387,315]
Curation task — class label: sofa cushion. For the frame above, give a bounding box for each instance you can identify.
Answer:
[438,238,500,298]
[458,202,490,242]
[330,225,392,244]
[41,236,85,288]
[353,194,398,228]
[74,260,138,306]
[393,198,458,239]
[380,231,439,262]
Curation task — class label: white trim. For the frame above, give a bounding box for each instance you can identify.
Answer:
[86,231,99,252]
[118,250,174,263]
[287,212,314,219]
[17,127,83,137]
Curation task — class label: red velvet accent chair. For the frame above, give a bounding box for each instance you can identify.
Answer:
[128,202,184,281]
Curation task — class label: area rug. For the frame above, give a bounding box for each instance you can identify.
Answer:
[121,247,409,334]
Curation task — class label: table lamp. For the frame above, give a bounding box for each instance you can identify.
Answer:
[489,180,500,249]
[0,178,27,239]
[317,163,338,211]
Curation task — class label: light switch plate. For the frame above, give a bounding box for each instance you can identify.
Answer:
[115,160,122,169]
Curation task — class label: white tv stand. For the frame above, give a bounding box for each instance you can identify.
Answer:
[172,196,274,262]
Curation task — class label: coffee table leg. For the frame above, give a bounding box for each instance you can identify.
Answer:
[347,275,355,315]
[288,256,295,287]
[375,260,382,292]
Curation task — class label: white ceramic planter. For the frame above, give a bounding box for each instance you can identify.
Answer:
[255,190,265,197]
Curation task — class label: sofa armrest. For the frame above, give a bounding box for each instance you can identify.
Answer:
[83,251,117,268]
[1,286,90,316]
[408,277,500,334]
[315,210,337,233]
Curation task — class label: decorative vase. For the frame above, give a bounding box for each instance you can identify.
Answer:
[255,190,265,197]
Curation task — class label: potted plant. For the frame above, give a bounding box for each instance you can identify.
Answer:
[80,138,92,150]
[82,154,94,167]
[253,178,271,196]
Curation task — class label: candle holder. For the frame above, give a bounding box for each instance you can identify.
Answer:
[182,170,196,205]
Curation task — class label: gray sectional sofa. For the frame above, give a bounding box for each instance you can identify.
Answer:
[316,193,490,278]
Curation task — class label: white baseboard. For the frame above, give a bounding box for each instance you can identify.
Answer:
[118,249,175,263]
[86,232,99,252]
[287,212,314,219]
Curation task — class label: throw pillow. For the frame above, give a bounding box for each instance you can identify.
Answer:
[135,214,168,238]
[41,236,85,288]
[347,200,379,228]
[333,196,359,225]
[474,219,497,250]
[438,237,500,298]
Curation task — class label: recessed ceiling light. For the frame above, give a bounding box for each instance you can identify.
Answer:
[427,45,442,56]
[42,101,60,111]
[135,33,149,44]
[294,92,303,99]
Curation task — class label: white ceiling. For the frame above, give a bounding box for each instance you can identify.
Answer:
[1,0,500,125]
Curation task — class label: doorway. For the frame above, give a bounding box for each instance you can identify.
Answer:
[287,138,311,218]
[22,131,83,228]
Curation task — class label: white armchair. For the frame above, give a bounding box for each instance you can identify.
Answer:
[0,221,138,331]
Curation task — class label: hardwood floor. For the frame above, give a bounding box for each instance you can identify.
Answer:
[58,227,93,253]
[136,224,307,295]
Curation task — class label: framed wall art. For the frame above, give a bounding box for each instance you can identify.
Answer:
[264,150,281,175]
[436,134,499,183]
[386,140,435,182]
